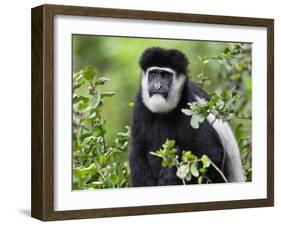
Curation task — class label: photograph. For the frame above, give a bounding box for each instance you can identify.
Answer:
[72,35,252,190]
[31,4,273,220]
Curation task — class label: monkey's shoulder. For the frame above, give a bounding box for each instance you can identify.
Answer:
[186,80,210,102]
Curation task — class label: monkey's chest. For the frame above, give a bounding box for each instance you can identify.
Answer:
[144,118,184,150]
[143,117,189,174]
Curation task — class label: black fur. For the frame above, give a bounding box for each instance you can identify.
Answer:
[129,47,225,187]
[139,47,189,75]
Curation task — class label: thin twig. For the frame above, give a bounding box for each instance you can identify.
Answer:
[94,159,115,188]
[209,159,228,183]
[176,165,186,185]
[102,134,107,153]
[182,178,186,185]
[94,160,106,182]
[235,116,252,120]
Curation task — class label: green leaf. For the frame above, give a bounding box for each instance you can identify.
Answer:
[224,47,231,54]
[197,98,207,105]
[190,114,205,129]
[176,164,190,179]
[181,109,193,116]
[198,114,205,123]
[198,176,203,184]
[162,159,169,167]
[73,94,89,103]
[73,70,83,81]
[76,100,88,111]
[117,132,126,137]
[190,163,199,177]
[83,66,96,81]
[229,73,241,80]
[204,59,210,65]
[73,81,85,90]
[110,174,119,184]
[201,155,211,168]
[88,112,97,119]
[79,132,92,141]
[242,75,252,93]
[182,151,196,162]
[73,164,97,176]
[235,124,244,140]
[190,115,199,129]
[101,91,116,98]
[96,77,110,85]
[216,99,225,109]
[164,140,175,149]
[82,136,96,144]
[89,91,101,109]
[199,167,206,173]
[92,181,104,185]
[128,102,135,107]
[149,151,163,158]
[185,172,192,181]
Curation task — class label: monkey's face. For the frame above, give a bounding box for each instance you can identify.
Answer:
[141,66,186,113]
[147,67,173,99]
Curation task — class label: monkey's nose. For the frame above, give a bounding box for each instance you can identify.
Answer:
[154,83,161,90]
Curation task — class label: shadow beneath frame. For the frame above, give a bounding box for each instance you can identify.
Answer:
[18,209,31,217]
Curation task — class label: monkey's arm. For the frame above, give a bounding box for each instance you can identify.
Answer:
[158,167,182,185]
[157,146,183,186]
[129,139,157,187]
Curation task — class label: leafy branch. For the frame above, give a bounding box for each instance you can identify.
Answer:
[197,56,210,88]
[72,65,131,190]
[150,140,228,185]
[182,88,245,128]
[181,43,252,182]
[182,45,252,129]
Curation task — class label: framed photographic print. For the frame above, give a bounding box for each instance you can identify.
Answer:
[31,4,274,221]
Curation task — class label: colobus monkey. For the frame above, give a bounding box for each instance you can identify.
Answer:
[129,47,244,186]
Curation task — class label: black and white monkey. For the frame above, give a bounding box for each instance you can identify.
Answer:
[129,47,244,187]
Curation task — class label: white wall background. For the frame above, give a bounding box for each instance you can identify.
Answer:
[0,0,278,225]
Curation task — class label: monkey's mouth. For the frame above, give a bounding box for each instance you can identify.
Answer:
[149,91,168,99]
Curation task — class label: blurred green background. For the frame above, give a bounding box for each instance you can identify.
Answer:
[72,35,240,145]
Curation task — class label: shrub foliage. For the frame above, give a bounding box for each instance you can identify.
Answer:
[72,66,130,189]
[72,43,252,188]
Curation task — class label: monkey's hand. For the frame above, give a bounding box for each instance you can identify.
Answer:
[131,165,157,187]
[158,167,182,186]
[129,151,157,187]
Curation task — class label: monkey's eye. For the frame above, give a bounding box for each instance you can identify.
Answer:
[150,71,157,77]
[162,72,169,78]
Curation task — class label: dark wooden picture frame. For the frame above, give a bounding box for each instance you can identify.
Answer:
[31,4,274,221]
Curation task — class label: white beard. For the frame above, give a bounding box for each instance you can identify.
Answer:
[141,67,186,113]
